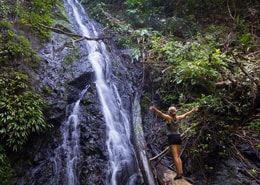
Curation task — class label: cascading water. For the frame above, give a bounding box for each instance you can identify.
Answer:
[53,87,89,185]
[54,0,141,184]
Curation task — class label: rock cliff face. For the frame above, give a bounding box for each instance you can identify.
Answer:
[9,18,143,184]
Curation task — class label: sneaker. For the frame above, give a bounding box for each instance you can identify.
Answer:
[174,174,183,180]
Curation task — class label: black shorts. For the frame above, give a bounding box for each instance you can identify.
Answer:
[168,134,182,145]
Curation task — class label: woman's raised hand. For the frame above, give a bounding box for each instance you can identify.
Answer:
[149,105,155,110]
[192,107,198,112]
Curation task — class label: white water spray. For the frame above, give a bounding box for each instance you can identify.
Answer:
[62,0,140,184]
[53,86,89,185]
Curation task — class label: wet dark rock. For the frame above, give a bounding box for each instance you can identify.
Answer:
[238,144,260,168]
[208,156,259,185]
[68,72,95,89]
[9,14,143,185]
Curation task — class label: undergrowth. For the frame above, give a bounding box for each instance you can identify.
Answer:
[81,0,260,182]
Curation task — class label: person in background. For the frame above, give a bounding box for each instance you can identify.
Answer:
[149,105,198,180]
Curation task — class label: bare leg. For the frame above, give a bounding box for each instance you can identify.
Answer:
[169,144,183,176]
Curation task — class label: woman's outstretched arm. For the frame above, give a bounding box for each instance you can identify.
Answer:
[150,105,171,122]
[177,107,198,120]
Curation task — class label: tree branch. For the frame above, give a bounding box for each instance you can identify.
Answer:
[227,1,235,20]
[38,23,112,41]
[231,52,259,86]
[149,146,169,161]
[149,126,193,161]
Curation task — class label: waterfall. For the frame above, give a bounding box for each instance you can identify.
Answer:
[53,87,89,185]
[56,0,141,184]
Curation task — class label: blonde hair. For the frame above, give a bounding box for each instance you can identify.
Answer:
[168,106,177,116]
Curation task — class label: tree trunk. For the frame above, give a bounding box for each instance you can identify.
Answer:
[132,95,157,185]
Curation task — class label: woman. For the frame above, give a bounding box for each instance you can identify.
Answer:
[149,105,198,180]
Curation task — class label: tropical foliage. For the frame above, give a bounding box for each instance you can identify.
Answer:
[0,0,259,183]
[0,0,56,183]
[83,0,260,181]
[0,71,49,151]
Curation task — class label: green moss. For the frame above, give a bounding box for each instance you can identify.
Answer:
[17,0,56,41]
[63,47,79,66]
[140,92,152,119]
[0,146,14,185]
[0,22,40,68]
[43,86,52,94]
